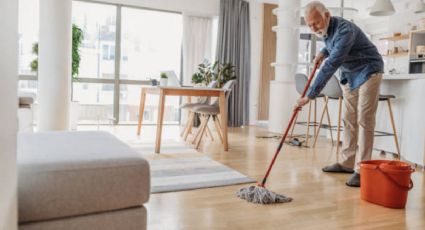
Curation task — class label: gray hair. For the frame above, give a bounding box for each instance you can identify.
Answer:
[304,1,329,17]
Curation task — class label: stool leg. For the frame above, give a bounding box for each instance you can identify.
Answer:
[387,99,401,159]
[305,100,312,145]
[324,97,334,146]
[313,100,317,137]
[313,97,328,147]
[290,113,299,138]
[336,97,343,162]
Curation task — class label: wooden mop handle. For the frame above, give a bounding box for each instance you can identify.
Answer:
[260,63,319,187]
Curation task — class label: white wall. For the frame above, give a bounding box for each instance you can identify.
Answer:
[249,0,263,125]
[0,0,18,229]
[100,0,220,16]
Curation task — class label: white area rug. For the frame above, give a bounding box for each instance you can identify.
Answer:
[148,157,256,193]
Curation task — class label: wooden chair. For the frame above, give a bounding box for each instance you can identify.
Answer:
[190,80,236,149]
[180,81,217,141]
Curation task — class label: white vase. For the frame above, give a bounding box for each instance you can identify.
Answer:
[160,78,168,86]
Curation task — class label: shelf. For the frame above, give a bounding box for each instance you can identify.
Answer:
[382,52,409,58]
[379,34,409,41]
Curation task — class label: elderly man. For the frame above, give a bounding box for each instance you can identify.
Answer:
[295,1,384,187]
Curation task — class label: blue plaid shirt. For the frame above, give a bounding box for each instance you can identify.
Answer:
[307,17,384,99]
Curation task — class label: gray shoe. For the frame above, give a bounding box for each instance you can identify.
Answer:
[322,163,354,174]
[346,173,360,187]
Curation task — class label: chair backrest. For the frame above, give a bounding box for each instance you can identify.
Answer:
[211,80,236,105]
[321,75,342,99]
[197,80,217,104]
[294,73,308,95]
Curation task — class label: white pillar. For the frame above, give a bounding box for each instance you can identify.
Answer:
[38,0,72,131]
[268,0,300,133]
[0,0,18,229]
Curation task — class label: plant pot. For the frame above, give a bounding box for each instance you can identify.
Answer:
[160,78,168,86]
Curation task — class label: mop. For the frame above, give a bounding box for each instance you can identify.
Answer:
[236,64,319,204]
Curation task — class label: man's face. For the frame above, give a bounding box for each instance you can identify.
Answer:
[306,9,330,38]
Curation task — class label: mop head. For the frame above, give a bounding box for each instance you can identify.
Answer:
[236,185,293,204]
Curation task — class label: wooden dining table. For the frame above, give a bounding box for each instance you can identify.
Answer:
[136,86,229,153]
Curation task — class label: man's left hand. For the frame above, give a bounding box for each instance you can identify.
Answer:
[294,96,310,110]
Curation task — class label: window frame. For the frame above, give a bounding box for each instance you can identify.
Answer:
[19,0,183,125]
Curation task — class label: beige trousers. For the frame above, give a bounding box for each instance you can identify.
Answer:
[340,73,383,171]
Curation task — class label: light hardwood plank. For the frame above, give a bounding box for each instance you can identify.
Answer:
[145,126,425,230]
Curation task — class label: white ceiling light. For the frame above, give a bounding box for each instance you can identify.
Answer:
[414,1,425,14]
[370,0,395,16]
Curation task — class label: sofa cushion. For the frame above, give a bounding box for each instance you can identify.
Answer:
[18,131,150,223]
[19,206,147,230]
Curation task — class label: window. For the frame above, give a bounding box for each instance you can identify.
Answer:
[120,7,183,81]
[18,0,187,125]
[72,82,114,124]
[72,1,117,79]
[18,0,39,76]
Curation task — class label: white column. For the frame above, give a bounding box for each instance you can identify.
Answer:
[0,0,18,229]
[38,0,72,131]
[268,0,300,133]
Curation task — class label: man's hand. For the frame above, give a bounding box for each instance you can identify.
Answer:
[313,52,326,67]
[294,96,310,111]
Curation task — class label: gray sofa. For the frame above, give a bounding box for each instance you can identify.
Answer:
[17,131,150,230]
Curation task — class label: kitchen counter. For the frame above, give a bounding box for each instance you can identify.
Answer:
[376,75,425,167]
[383,73,425,80]
[321,74,425,167]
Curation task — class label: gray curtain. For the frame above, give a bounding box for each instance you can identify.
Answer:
[217,0,250,127]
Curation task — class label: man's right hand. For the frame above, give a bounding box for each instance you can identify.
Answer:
[313,52,326,67]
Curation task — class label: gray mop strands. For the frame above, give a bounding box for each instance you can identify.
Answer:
[235,63,319,205]
[236,185,292,204]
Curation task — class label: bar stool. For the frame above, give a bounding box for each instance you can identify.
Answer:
[376,94,401,159]
[312,75,343,154]
[313,77,401,160]
[291,73,333,146]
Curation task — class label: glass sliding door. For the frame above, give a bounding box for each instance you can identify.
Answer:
[120,7,182,81]
[71,1,117,124]
[119,7,183,124]
[17,0,186,126]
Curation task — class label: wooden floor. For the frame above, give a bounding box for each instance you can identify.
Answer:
[115,125,425,230]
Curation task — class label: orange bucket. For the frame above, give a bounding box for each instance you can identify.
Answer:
[360,160,414,209]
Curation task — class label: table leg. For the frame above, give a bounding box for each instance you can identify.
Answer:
[137,88,146,135]
[155,89,166,153]
[219,92,228,151]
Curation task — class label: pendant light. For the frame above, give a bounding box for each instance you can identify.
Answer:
[370,0,395,16]
[414,0,425,14]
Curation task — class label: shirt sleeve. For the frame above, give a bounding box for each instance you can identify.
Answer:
[319,47,329,57]
[307,22,356,99]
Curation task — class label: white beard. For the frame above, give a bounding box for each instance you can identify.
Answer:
[314,31,326,38]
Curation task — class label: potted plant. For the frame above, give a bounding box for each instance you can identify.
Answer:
[160,72,168,86]
[191,60,236,88]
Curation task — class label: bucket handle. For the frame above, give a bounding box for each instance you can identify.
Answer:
[377,166,414,191]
